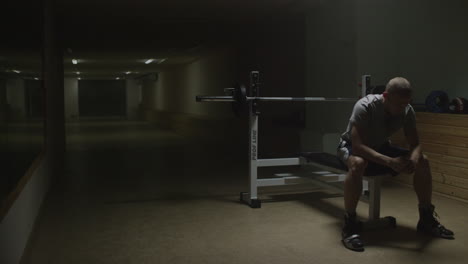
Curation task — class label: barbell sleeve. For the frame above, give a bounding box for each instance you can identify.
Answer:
[196,96,236,102]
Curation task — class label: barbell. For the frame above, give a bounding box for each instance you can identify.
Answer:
[196,84,359,103]
[196,84,359,116]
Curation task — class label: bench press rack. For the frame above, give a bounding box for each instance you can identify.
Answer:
[197,72,396,227]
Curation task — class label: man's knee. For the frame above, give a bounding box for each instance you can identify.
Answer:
[422,154,429,162]
[348,156,368,176]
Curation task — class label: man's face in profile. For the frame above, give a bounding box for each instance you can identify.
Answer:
[385,93,411,116]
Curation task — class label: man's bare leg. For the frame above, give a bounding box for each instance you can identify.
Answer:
[342,155,368,251]
[344,155,367,213]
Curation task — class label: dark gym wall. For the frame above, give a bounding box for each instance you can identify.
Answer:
[78,80,126,117]
[235,17,307,156]
[303,0,358,152]
[357,0,468,102]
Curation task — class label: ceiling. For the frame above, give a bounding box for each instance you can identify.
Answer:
[0,0,314,79]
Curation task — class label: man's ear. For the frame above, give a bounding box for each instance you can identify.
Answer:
[382,91,388,98]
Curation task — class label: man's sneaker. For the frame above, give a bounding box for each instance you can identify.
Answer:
[341,213,364,252]
[417,204,454,239]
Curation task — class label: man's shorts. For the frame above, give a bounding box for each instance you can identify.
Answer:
[337,140,410,176]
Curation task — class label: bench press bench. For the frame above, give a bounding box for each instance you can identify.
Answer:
[240,152,397,229]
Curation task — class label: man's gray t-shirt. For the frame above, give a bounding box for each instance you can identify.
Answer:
[340,94,416,150]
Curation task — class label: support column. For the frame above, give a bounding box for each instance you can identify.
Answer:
[43,0,65,182]
[0,79,7,123]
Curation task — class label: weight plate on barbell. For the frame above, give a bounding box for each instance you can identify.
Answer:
[232,83,248,117]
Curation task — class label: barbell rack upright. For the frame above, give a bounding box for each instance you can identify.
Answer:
[244,71,261,207]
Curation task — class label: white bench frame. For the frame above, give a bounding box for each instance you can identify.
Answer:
[240,155,389,221]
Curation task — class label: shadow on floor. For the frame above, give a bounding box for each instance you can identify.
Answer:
[104,192,240,205]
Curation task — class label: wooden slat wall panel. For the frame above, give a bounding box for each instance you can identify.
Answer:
[420,143,468,159]
[433,182,468,200]
[418,133,468,148]
[393,172,443,183]
[417,112,468,128]
[389,113,468,201]
[445,175,468,190]
[430,161,468,180]
[424,153,468,170]
[418,124,468,138]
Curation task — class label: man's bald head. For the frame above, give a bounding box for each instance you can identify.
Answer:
[385,77,412,98]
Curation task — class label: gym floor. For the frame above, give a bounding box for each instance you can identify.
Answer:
[21,121,468,264]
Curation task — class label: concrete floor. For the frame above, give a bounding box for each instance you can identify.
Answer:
[21,121,468,264]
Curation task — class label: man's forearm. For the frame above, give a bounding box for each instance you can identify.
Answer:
[352,143,392,167]
[409,144,423,162]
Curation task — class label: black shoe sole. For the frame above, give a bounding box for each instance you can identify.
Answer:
[341,239,365,252]
[416,229,455,240]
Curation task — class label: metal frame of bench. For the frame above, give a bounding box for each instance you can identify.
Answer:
[240,155,394,224]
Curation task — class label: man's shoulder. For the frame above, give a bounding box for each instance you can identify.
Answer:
[356,94,383,109]
[361,94,383,103]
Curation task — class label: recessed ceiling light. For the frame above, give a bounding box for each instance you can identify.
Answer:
[116,77,120,80]
[125,71,131,75]
[13,70,21,73]
[72,59,78,65]
[145,58,167,64]
[34,77,39,80]
[77,77,81,80]
[76,71,80,75]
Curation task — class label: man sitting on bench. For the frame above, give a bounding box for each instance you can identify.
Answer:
[338,77,454,252]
